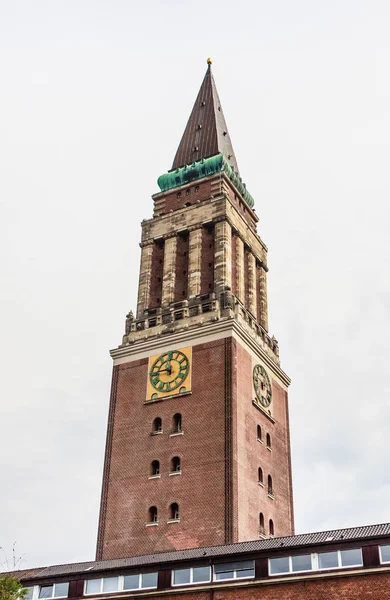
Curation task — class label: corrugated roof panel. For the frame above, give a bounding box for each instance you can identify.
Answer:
[23,522,390,580]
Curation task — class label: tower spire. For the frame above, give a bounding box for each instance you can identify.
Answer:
[171,60,239,173]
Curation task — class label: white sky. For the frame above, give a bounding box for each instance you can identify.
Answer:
[1,0,390,569]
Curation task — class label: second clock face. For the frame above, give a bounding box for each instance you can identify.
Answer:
[253,364,272,408]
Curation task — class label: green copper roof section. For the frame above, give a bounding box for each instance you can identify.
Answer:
[157,154,254,209]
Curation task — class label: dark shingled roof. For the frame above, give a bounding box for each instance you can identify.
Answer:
[171,62,239,174]
[20,522,390,580]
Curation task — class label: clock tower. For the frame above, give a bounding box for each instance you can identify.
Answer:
[96,60,294,561]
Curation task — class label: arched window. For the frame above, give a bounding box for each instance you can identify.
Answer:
[269,519,274,537]
[268,475,273,496]
[152,417,162,433]
[266,433,271,449]
[148,506,158,523]
[259,512,265,535]
[169,503,179,520]
[172,413,182,433]
[258,467,263,485]
[151,460,160,476]
[171,456,181,473]
[257,425,262,442]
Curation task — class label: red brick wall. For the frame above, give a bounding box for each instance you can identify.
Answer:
[234,341,294,541]
[212,572,390,599]
[154,181,213,216]
[97,339,229,560]
[119,572,390,600]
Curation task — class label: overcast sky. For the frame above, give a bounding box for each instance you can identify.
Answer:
[1,0,390,570]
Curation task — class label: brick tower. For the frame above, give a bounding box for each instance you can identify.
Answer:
[96,60,294,561]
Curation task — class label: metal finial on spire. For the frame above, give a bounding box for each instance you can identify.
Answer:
[207,57,212,65]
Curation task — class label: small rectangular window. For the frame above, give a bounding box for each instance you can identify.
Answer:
[140,573,157,589]
[192,566,211,583]
[39,587,53,599]
[214,560,254,581]
[269,557,289,575]
[291,554,312,572]
[53,584,69,598]
[25,587,34,600]
[172,567,211,586]
[102,578,118,593]
[318,551,339,570]
[173,569,191,585]
[380,544,390,563]
[123,575,139,591]
[340,548,362,567]
[85,580,101,595]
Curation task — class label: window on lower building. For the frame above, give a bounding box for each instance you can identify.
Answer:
[169,503,179,520]
[123,573,158,590]
[102,578,118,593]
[318,549,362,570]
[380,545,390,563]
[85,579,118,595]
[291,554,312,572]
[151,460,160,476]
[38,584,69,599]
[172,566,211,586]
[214,560,255,581]
[269,548,362,576]
[268,475,273,496]
[257,425,262,441]
[170,456,181,473]
[24,588,34,600]
[148,506,158,523]
[269,554,312,575]
[266,433,271,449]
[85,574,158,595]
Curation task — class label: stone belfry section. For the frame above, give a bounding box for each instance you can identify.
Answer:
[96,60,294,561]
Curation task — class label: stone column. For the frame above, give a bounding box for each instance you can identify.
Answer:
[214,219,232,296]
[136,241,154,318]
[161,234,177,307]
[188,226,202,298]
[258,264,269,331]
[235,236,245,302]
[247,251,257,317]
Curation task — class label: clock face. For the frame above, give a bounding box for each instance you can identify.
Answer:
[253,364,272,408]
[149,350,190,394]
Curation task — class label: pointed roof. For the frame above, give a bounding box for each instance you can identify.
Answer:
[171,60,239,174]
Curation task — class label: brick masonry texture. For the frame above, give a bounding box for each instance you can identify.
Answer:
[97,336,294,559]
[234,340,294,540]
[140,572,390,600]
[98,339,229,559]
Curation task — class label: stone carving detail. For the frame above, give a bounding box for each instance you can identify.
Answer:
[125,311,134,335]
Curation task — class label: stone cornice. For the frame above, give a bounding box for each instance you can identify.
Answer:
[110,317,291,388]
[139,240,154,248]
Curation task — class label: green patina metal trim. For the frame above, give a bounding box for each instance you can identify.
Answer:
[157,154,254,209]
